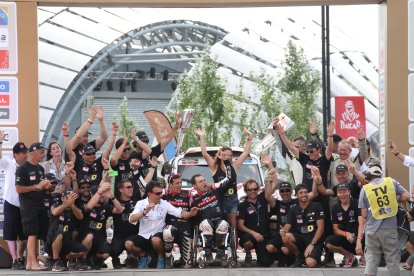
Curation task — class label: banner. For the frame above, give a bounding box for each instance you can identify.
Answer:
[143,110,177,161]
[335,96,366,139]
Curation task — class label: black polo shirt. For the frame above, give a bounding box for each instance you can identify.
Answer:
[287,201,324,239]
[331,198,360,235]
[272,198,298,230]
[80,203,113,238]
[112,197,139,239]
[237,193,270,237]
[76,156,104,187]
[15,161,46,209]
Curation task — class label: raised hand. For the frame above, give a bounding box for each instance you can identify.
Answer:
[309,119,318,135]
[356,127,365,141]
[96,106,105,121]
[388,139,399,155]
[327,120,335,137]
[194,128,205,137]
[272,117,284,135]
[243,127,253,139]
[62,122,70,136]
[111,121,119,134]
[89,107,97,121]
[261,153,272,167]
[150,156,158,168]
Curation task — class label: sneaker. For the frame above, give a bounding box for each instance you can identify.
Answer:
[359,256,366,267]
[43,258,54,270]
[323,255,336,268]
[343,255,357,268]
[96,259,107,269]
[165,256,174,269]
[290,255,304,268]
[112,257,122,269]
[157,257,166,269]
[125,255,137,268]
[18,257,26,267]
[12,259,25,270]
[215,250,227,267]
[77,259,90,271]
[137,255,151,269]
[52,260,68,272]
[243,253,252,267]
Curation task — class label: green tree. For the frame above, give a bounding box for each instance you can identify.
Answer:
[277,40,321,141]
[167,49,235,149]
[114,96,138,145]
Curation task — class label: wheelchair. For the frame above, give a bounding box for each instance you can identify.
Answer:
[190,224,238,268]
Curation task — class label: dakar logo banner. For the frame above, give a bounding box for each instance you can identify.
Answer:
[335,96,366,138]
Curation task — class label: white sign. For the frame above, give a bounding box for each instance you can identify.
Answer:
[0,126,17,149]
[0,76,17,124]
[0,2,17,74]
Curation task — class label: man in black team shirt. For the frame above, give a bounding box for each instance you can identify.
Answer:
[191,160,236,266]
[110,131,152,198]
[47,189,86,272]
[132,113,180,181]
[64,121,117,188]
[16,142,52,271]
[78,180,124,270]
[280,181,325,268]
[325,183,364,268]
[110,179,140,269]
[237,176,274,267]
[66,106,107,168]
[162,173,193,269]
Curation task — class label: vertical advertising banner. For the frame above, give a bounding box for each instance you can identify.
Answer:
[0,2,17,74]
[335,96,366,139]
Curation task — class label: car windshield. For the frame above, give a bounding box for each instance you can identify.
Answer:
[178,163,263,189]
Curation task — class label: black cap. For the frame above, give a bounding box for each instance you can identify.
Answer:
[82,144,96,154]
[279,181,292,190]
[44,173,58,183]
[306,140,321,149]
[130,151,142,160]
[79,175,92,184]
[333,134,342,143]
[136,130,149,143]
[29,142,48,152]
[75,127,92,135]
[336,183,350,191]
[13,142,28,154]
[336,164,348,173]
[294,183,308,194]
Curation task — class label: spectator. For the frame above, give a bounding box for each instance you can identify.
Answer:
[42,142,66,188]
[0,135,28,270]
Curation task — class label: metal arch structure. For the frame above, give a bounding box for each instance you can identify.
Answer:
[43,20,228,144]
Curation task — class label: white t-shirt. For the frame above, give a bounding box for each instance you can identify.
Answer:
[129,198,182,239]
[0,157,19,207]
[403,155,414,167]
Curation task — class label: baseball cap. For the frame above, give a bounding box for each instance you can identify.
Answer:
[279,181,292,190]
[336,164,348,173]
[333,134,342,143]
[82,144,96,154]
[336,182,350,191]
[294,183,308,194]
[130,151,143,160]
[79,175,92,184]
[136,131,149,143]
[44,173,58,184]
[29,142,48,152]
[307,140,321,149]
[62,188,74,197]
[75,126,92,135]
[13,142,28,154]
[366,164,383,177]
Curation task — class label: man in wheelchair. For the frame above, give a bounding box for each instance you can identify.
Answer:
[190,160,236,266]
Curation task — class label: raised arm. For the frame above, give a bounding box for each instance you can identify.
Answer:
[94,106,108,150]
[84,182,111,212]
[195,128,215,171]
[159,113,180,151]
[233,128,253,170]
[101,121,118,162]
[346,160,366,187]
[110,131,128,167]
[264,169,277,208]
[143,156,158,183]
[310,166,326,199]
[356,128,368,163]
[69,107,97,150]
[273,117,299,159]
[62,122,76,163]
[131,130,152,160]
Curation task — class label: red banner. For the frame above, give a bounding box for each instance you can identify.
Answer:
[335,96,366,139]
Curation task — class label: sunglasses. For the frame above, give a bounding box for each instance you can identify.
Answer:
[123,185,133,189]
[79,186,91,190]
[85,152,96,156]
[280,189,291,193]
[152,191,163,196]
[168,173,181,182]
[246,188,259,192]
[123,148,131,152]
[306,150,315,154]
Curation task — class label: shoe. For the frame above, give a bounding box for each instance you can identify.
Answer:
[204,249,214,264]
[157,257,165,269]
[290,255,304,268]
[77,259,90,271]
[96,259,107,269]
[52,260,68,272]
[12,259,25,270]
[43,258,54,270]
[359,256,366,267]
[339,256,346,267]
[243,253,252,267]
[125,255,137,268]
[67,260,76,270]
[215,250,227,267]
[137,255,151,269]
[165,255,174,269]
[343,255,357,268]
[112,257,122,269]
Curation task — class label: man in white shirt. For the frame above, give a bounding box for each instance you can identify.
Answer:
[0,134,28,270]
[126,181,198,269]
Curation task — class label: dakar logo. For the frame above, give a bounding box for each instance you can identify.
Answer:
[340,100,361,129]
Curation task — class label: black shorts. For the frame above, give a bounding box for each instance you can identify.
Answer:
[90,237,113,255]
[292,233,323,262]
[325,234,364,254]
[3,201,27,241]
[60,238,86,257]
[20,207,49,239]
[266,232,283,250]
[238,232,273,267]
[127,233,163,252]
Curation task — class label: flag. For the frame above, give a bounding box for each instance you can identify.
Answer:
[335,96,366,139]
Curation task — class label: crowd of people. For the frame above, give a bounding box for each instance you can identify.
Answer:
[1,106,413,276]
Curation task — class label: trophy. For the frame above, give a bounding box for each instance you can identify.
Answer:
[175,109,196,156]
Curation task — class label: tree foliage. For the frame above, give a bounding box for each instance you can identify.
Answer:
[277,40,321,141]
[115,96,138,145]
[167,49,235,149]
